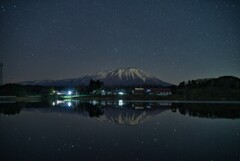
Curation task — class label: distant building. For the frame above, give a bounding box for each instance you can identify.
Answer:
[146,88,172,96]
[134,88,145,95]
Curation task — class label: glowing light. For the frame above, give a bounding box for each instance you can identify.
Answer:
[92,100,98,105]
[68,91,72,95]
[118,92,124,95]
[118,100,124,106]
[52,102,56,106]
[67,102,72,107]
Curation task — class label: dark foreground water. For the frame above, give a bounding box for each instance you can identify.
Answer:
[0,100,240,161]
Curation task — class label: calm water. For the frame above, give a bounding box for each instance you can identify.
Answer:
[0,100,240,161]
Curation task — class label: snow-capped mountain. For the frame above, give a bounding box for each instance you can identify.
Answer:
[19,67,172,86]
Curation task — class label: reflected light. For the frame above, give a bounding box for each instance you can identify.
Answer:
[52,102,56,106]
[92,100,98,105]
[118,100,124,106]
[56,100,64,105]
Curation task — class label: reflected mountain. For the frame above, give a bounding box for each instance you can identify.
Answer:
[0,100,240,123]
[96,108,167,125]
[56,100,171,125]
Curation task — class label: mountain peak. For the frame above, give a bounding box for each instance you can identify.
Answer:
[116,67,138,70]
[107,67,151,82]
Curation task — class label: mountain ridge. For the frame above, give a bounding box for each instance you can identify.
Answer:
[19,67,173,87]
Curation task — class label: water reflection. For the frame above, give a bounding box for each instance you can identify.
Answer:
[0,102,51,115]
[1,100,240,161]
[0,100,240,122]
[172,103,240,119]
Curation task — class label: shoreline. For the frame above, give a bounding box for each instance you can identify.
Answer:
[0,95,240,104]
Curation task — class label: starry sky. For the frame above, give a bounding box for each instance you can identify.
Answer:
[1,0,240,84]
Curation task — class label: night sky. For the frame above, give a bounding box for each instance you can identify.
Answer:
[1,0,240,84]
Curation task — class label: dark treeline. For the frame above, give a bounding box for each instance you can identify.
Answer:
[178,76,240,89]
[172,76,240,100]
[0,83,66,96]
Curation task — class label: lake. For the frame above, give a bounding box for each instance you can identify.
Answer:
[0,100,240,161]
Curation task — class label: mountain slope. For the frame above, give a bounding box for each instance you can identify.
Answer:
[19,67,172,86]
